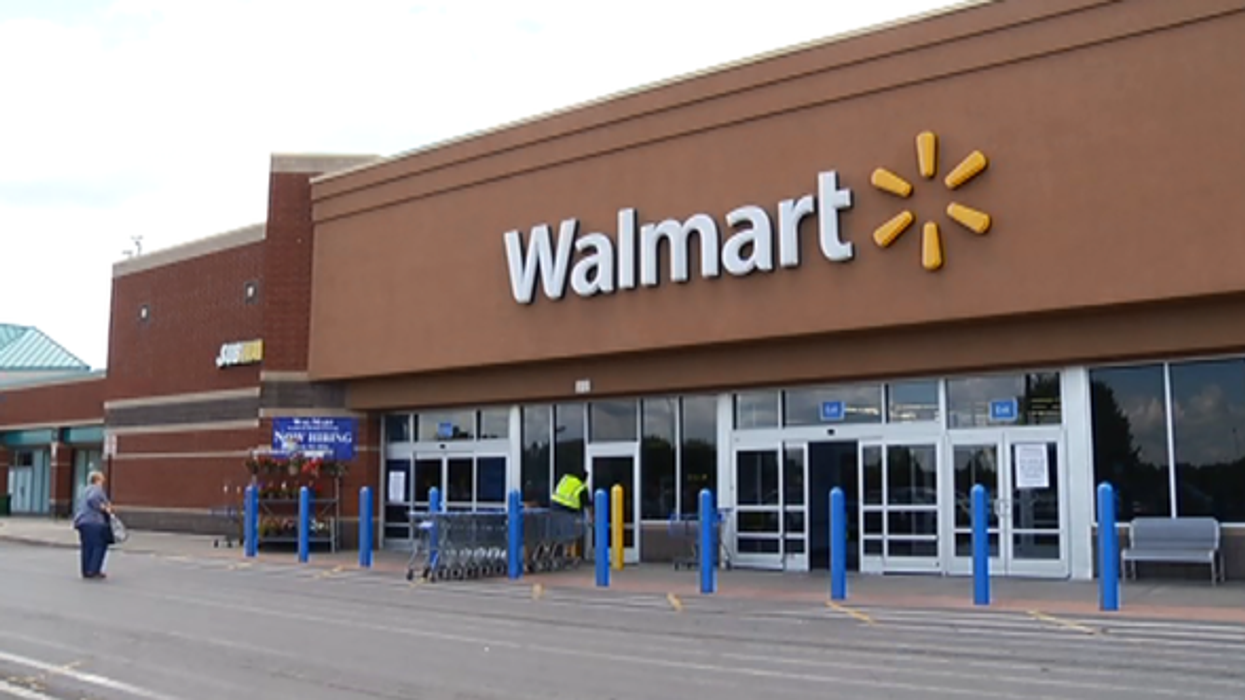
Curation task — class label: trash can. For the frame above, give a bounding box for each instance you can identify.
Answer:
[0,494,10,516]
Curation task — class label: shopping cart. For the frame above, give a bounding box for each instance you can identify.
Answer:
[523,509,585,573]
[670,507,733,571]
[210,484,245,548]
[406,511,509,582]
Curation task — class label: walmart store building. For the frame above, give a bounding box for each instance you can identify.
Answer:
[307,0,1245,580]
[7,0,1245,581]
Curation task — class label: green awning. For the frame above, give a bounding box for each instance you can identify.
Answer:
[62,425,105,444]
[1,429,56,447]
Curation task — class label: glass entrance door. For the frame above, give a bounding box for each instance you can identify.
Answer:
[948,430,1068,577]
[732,442,808,571]
[858,441,941,574]
[414,452,509,512]
[587,444,640,564]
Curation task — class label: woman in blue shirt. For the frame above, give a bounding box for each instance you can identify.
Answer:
[72,471,114,580]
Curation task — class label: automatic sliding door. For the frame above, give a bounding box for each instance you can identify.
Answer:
[859,442,941,573]
[734,448,783,570]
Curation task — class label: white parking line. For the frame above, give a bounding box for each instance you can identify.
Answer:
[0,651,179,700]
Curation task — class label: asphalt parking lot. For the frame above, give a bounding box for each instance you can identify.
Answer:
[3,542,1245,699]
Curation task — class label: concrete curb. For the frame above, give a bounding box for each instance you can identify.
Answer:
[0,534,77,550]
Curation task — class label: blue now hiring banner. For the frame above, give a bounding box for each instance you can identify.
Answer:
[272,417,357,460]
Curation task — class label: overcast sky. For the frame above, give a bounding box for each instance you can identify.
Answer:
[0,0,958,369]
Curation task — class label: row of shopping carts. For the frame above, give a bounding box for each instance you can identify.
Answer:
[405,509,585,582]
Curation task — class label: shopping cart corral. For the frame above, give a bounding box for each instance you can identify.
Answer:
[404,509,585,582]
[669,507,734,571]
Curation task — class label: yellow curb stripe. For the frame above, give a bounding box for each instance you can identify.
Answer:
[827,601,875,626]
[1027,610,1098,635]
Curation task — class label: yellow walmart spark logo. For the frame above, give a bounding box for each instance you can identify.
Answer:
[870,131,991,271]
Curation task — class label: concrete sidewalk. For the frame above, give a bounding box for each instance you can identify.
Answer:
[5,516,1244,623]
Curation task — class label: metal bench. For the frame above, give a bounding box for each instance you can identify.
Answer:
[1121,517,1225,584]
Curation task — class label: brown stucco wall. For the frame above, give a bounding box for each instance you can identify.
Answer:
[308,0,1245,394]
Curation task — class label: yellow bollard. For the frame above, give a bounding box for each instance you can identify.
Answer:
[611,484,624,571]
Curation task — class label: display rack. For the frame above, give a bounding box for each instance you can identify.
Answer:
[256,478,340,552]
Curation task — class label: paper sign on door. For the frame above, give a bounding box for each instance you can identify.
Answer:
[1014,443,1050,490]
[387,470,408,504]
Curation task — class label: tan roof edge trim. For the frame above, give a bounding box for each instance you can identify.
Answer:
[104,387,260,410]
[112,223,265,278]
[271,154,382,175]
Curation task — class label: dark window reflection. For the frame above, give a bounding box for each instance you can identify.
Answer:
[681,395,718,515]
[736,451,778,506]
[641,398,677,520]
[1171,360,1245,521]
[735,391,779,429]
[887,381,940,423]
[447,458,473,503]
[590,400,638,442]
[521,405,551,505]
[1089,366,1171,519]
[554,403,586,483]
[886,445,937,506]
[384,414,411,443]
[784,384,882,425]
[947,373,1061,427]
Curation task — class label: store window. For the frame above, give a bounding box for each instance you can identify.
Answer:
[589,400,638,442]
[418,410,475,441]
[1089,365,1171,519]
[1170,360,1245,522]
[384,414,412,443]
[554,403,586,482]
[521,405,552,505]
[784,384,882,426]
[479,408,510,439]
[947,372,1062,428]
[735,390,779,429]
[887,380,940,423]
[681,395,718,516]
[641,398,677,520]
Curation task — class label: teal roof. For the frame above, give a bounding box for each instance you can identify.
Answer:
[0,324,90,371]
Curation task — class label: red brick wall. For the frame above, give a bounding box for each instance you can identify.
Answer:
[107,242,264,401]
[113,456,251,510]
[263,173,317,372]
[50,442,74,516]
[0,377,106,427]
[111,426,260,508]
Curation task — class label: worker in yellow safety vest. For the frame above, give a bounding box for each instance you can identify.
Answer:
[550,470,591,559]
[551,470,590,513]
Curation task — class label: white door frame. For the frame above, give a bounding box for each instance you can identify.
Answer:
[586,442,641,565]
[730,436,810,572]
[858,438,943,575]
[945,428,1069,578]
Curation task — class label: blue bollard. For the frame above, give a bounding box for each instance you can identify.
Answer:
[1098,482,1120,612]
[244,485,257,558]
[972,484,989,606]
[508,489,523,580]
[699,489,716,595]
[830,487,847,601]
[429,486,442,561]
[359,487,373,569]
[298,486,311,564]
[595,489,610,587]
